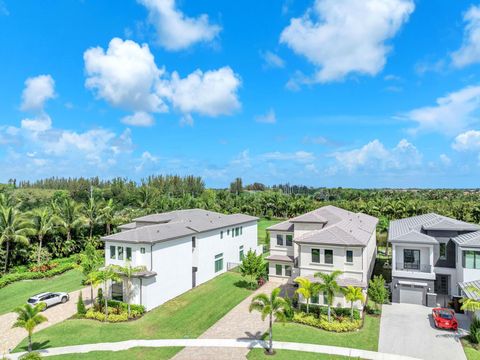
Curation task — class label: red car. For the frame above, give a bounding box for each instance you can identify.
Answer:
[432,308,458,330]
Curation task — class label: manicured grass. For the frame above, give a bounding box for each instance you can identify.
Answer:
[462,338,480,360]
[0,269,84,315]
[258,218,284,245]
[269,315,380,352]
[47,347,182,360]
[15,271,252,352]
[248,349,358,359]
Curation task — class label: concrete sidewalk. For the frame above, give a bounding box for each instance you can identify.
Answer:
[7,338,421,360]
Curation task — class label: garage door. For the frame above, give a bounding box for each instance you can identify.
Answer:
[399,286,424,305]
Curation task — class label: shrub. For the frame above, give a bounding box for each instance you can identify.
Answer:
[368,275,388,310]
[77,292,86,316]
[293,312,362,332]
[298,304,361,320]
[85,309,106,322]
[19,352,43,360]
[470,317,480,344]
[84,301,145,322]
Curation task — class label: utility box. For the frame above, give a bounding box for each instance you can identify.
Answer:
[426,292,437,307]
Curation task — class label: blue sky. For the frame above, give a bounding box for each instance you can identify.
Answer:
[2,0,480,188]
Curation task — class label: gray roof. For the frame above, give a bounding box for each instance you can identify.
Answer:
[118,222,136,230]
[265,254,294,262]
[103,209,258,244]
[391,230,438,245]
[301,274,367,288]
[452,231,480,248]
[388,213,480,243]
[459,280,480,299]
[268,205,378,247]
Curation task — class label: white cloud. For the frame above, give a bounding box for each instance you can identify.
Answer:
[402,86,480,134]
[121,112,155,127]
[168,67,241,117]
[261,150,315,163]
[261,51,285,68]
[84,38,167,113]
[452,130,480,151]
[255,109,276,124]
[440,154,452,166]
[280,0,414,83]
[21,114,52,132]
[452,5,480,68]
[135,151,159,172]
[138,0,221,51]
[332,139,421,172]
[21,75,55,112]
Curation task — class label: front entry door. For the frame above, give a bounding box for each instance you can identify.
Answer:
[435,275,449,295]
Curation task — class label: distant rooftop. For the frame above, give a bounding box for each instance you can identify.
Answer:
[103,209,258,244]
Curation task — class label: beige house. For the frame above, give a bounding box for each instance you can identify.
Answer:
[266,205,378,309]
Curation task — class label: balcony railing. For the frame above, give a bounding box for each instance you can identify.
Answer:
[395,262,431,273]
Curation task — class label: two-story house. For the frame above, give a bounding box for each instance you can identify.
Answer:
[388,213,480,306]
[266,205,378,309]
[101,209,259,310]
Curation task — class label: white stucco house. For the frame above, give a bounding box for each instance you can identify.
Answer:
[101,209,259,310]
[266,205,378,309]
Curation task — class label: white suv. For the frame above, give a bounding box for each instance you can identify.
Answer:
[27,292,69,310]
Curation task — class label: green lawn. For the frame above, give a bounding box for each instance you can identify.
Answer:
[47,347,182,360]
[258,218,284,245]
[268,315,380,352]
[462,339,480,360]
[248,349,359,359]
[0,269,84,315]
[15,271,252,352]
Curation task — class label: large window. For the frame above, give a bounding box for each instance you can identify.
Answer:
[110,246,116,259]
[111,281,123,301]
[324,249,333,264]
[346,250,353,263]
[239,245,244,261]
[463,251,480,269]
[117,246,124,260]
[439,243,447,260]
[311,249,320,263]
[286,235,293,246]
[214,253,224,272]
[126,247,132,261]
[404,249,420,270]
[235,227,240,236]
[277,234,284,246]
[275,264,282,276]
[285,265,292,277]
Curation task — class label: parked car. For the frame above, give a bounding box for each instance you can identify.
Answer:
[27,292,69,310]
[432,308,458,330]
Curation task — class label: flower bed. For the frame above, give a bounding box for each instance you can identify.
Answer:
[298,304,361,320]
[85,300,146,323]
[292,312,362,332]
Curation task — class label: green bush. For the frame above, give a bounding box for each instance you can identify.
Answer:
[470,317,480,344]
[99,299,146,315]
[85,301,145,322]
[293,312,362,332]
[299,304,361,320]
[85,309,106,321]
[77,292,86,316]
[19,352,43,360]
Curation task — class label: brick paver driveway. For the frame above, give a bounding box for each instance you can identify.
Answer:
[379,303,469,360]
[172,280,285,360]
[0,287,90,354]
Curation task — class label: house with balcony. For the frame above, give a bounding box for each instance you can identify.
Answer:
[266,205,378,309]
[388,213,480,306]
[101,209,258,310]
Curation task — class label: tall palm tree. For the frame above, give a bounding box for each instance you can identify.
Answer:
[12,303,47,352]
[0,206,31,273]
[52,198,85,242]
[99,199,115,235]
[29,207,55,265]
[315,270,343,322]
[249,287,290,355]
[114,262,146,316]
[92,266,121,320]
[344,286,365,320]
[77,241,103,303]
[294,277,320,314]
[84,197,99,239]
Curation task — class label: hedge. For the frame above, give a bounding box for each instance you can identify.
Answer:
[85,300,145,323]
[99,299,146,314]
[293,312,362,332]
[299,303,361,320]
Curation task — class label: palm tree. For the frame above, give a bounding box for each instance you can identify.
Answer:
[461,286,480,312]
[52,198,85,242]
[114,262,146,317]
[249,287,290,355]
[0,206,32,273]
[29,207,55,265]
[12,303,48,352]
[84,197,100,239]
[99,199,115,235]
[77,241,103,303]
[294,277,320,314]
[315,270,343,322]
[344,286,365,320]
[92,266,121,320]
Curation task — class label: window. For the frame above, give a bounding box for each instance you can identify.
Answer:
[240,226,243,235]
[346,250,353,263]
[277,234,284,246]
[192,236,196,249]
[235,227,240,236]
[311,293,319,304]
[232,228,234,237]
[275,264,282,276]
[214,253,224,273]
[324,249,333,264]
[439,243,447,260]
[463,251,480,269]
[140,247,145,254]
[404,249,420,270]
[285,265,292,277]
[286,235,293,246]
[239,245,244,261]
[220,231,224,239]
[126,247,132,261]
[311,249,320,263]
[227,229,230,235]
[110,246,116,259]
[111,282,123,301]
[117,246,124,260]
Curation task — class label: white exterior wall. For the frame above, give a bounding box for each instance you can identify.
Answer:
[457,247,480,289]
[363,232,377,280]
[105,241,152,269]
[269,231,294,257]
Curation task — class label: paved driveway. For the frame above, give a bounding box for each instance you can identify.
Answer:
[379,303,469,360]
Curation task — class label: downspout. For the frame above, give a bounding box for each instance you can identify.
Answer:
[140,278,143,306]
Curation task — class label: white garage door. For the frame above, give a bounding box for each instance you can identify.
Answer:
[399,286,424,305]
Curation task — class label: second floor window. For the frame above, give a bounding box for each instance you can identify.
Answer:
[285,265,292,277]
[324,249,333,264]
[286,235,293,246]
[110,246,116,259]
[118,246,124,260]
[140,247,145,254]
[439,243,447,260]
[220,231,223,239]
[346,250,353,263]
[126,247,132,261]
[463,251,480,269]
[311,249,320,263]
[192,236,196,249]
[277,234,284,246]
